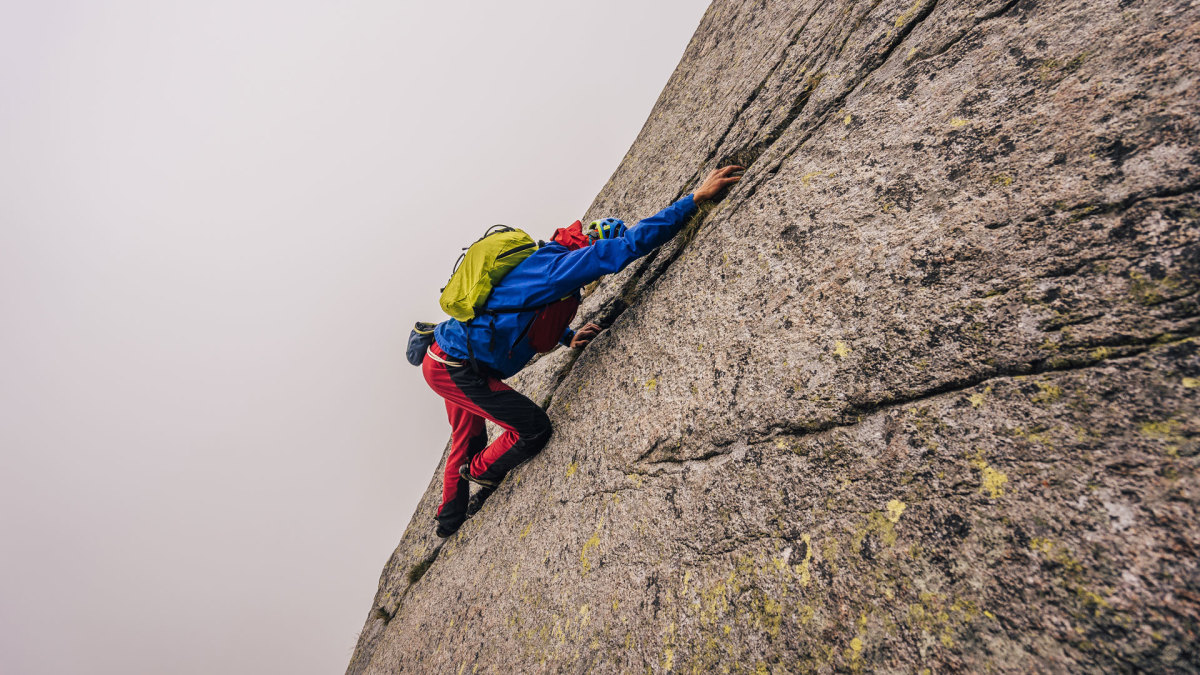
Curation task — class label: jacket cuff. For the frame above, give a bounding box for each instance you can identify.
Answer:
[560,328,576,347]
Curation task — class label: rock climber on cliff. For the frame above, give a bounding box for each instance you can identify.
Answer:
[421,165,742,537]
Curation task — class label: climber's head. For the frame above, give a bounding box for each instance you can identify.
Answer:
[586,218,627,242]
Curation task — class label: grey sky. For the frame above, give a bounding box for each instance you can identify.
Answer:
[0,2,710,673]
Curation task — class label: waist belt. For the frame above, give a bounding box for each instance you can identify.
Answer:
[426,346,464,368]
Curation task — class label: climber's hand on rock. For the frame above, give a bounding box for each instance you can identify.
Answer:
[694,165,744,203]
[571,323,603,349]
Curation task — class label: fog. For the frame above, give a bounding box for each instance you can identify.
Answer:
[0,1,709,673]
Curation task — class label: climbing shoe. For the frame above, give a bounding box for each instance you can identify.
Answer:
[434,510,465,538]
[459,464,499,489]
[467,486,495,517]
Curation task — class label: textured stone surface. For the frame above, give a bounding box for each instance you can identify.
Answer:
[350,0,1199,672]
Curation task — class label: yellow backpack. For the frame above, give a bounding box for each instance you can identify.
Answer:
[439,226,538,322]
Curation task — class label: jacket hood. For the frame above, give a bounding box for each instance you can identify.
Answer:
[550,220,591,251]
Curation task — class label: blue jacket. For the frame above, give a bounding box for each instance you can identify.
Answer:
[434,194,698,378]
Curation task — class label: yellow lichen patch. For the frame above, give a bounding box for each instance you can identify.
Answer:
[1032,380,1063,404]
[906,591,974,649]
[579,604,590,626]
[518,523,531,540]
[801,170,824,185]
[991,174,1014,186]
[1128,270,1185,305]
[833,340,852,358]
[1076,587,1111,616]
[886,499,907,523]
[794,534,814,586]
[1010,425,1055,447]
[844,112,852,125]
[850,637,864,654]
[1091,346,1113,360]
[1183,377,1199,388]
[580,524,603,576]
[967,385,992,408]
[800,605,815,624]
[851,511,900,555]
[644,377,658,391]
[822,537,841,574]
[894,0,924,29]
[698,577,730,626]
[565,461,578,478]
[660,622,677,671]
[759,597,783,638]
[949,117,970,127]
[1029,537,1084,575]
[969,456,1008,499]
[1140,419,1181,439]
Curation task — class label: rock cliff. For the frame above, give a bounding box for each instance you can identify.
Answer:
[350,0,1199,671]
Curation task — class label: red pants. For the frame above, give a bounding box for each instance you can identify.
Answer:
[422,342,551,531]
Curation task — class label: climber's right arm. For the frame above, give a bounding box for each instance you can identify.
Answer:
[535,166,744,300]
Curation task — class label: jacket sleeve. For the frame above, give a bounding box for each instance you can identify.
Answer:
[536,195,698,301]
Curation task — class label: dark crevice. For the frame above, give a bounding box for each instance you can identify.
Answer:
[537,347,584,411]
[832,0,888,63]
[1036,255,1122,280]
[751,329,1200,445]
[911,0,1022,63]
[737,0,944,204]
[637,446,733,468]
[539,0,954,424]
[719,73,826,171]
[371,604,395,625]
[676,532,777,558]
[1060,181,1200,220]
[699,3,824,170]
[1038,312,1106,332]
[358,539,445,638]
[395,541,444,601]
[634,436,676,463]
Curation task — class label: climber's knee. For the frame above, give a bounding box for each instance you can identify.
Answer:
[523,408,552,456]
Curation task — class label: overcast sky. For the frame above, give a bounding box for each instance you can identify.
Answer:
[0,2,710,673]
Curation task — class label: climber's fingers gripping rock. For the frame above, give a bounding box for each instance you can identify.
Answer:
[570,322,603,349]
[694,165,744,203]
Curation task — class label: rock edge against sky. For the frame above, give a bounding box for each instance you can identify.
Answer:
[351,0,1198,671]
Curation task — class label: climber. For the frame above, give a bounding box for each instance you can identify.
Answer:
[423,165,743,537]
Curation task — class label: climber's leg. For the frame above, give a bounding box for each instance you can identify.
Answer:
[434,401,487,534]
[442,364,552,484]
[423,343,551,517]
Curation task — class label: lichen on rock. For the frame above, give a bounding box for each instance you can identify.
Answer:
[349,0,1200,672]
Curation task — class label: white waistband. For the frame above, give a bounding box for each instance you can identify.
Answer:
[426,346,464,368]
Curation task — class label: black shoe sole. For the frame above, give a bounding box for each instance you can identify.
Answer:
[459,464,498,489]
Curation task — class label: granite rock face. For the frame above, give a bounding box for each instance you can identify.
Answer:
[350,0,1199,671]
